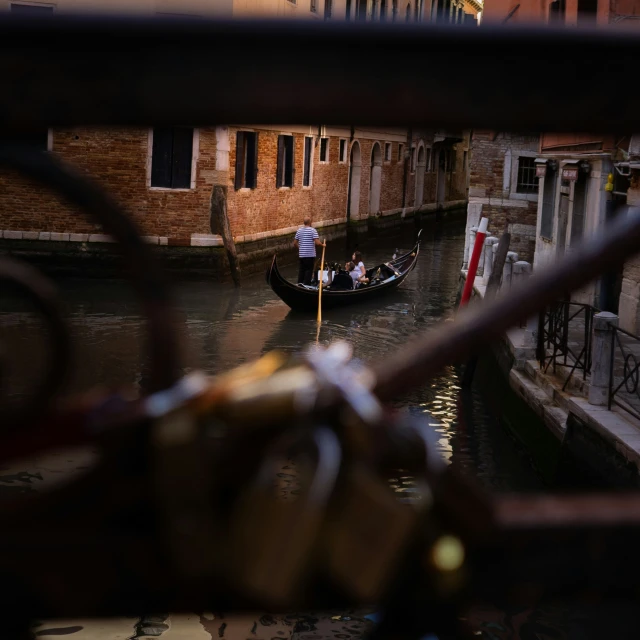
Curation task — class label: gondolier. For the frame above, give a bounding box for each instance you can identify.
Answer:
[294,218,325,285]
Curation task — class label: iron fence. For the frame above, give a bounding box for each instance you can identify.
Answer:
[538,300,600,391]
[609,325,640,421]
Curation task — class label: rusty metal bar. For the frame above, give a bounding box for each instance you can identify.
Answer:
[0,16,639,132]
[373,209,640,401]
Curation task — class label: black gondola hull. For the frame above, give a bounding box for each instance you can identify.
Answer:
[266,236,421,312]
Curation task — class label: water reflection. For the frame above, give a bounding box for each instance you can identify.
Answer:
[1,214,565,638]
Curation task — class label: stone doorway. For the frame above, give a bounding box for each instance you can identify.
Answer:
[369,142,382,215]
[347,141,361,221]
[415,145,426,207]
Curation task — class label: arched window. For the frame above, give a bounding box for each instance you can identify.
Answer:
[392,0,398,20]
[405,2,411,20]
[380,0,387,19]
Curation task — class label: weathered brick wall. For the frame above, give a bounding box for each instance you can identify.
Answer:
[0,127,219,238]
[1,126,468,245]
[467,132,539,262]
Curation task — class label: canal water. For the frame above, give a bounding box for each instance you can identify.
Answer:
[3,212,622,639]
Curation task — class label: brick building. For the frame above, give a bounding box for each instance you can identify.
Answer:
[0,0,475,275]
[0,125,469,273]
[469,0,640,331]
[464,132,539,263]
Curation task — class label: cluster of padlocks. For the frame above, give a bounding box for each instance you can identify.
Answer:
[146,341,465,612]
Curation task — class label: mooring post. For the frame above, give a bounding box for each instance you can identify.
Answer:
[482,236,499,285]
[210,184,241,287]
[588,312,619,406]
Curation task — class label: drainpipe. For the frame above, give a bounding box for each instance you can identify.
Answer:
[402,127,412,210]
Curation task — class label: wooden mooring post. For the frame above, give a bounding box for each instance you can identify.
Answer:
[210,184,241,287]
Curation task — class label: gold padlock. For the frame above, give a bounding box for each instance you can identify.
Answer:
[323,462,420,602]
[227,426,341,608]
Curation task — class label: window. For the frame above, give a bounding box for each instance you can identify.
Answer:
[303,136,313,187]
[311,0,317,12]
[346,0,352,18]
[380,0,387,19]
[463,150,468,173]
[320,137,329,163]
[410,147,416,172]
[384,142,391,161]
[398,143,404,162]
[516,156,539,194]
[277,135,295,188]
[339,139,347,163]
[0,130,50,153]
[10,3,54,13]
[234,131,258,190]
[357,0,367,19]
[426,148,432,171]
[450,150,457,173]
[325,0,332,17]
[150,127,194,189]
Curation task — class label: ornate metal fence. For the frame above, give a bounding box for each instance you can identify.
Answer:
[538,300,600,391]
[609,325,640,421]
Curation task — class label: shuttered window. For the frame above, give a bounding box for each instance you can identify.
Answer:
[276,135,295,188]
[151,127,194,189]
[234,131,258,190]
[303,136,313,187]
[0,130,49,152]
[339,139,347,163]
[320,138,329,163]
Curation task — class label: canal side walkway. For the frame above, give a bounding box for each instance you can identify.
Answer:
[466,273,640,484]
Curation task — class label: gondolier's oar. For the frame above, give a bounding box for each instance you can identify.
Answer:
[317,239,327,325]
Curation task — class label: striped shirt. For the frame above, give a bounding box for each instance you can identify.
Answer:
[295,225,319,258]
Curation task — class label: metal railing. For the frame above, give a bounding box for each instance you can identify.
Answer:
[538,300,599,391]
[609,325,640,421]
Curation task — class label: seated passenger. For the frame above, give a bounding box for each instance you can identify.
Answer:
[347,261,369,286]
[352,251,366,278]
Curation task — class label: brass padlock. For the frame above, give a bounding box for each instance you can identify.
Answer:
[227,426,341,608]
[323,461,420,603]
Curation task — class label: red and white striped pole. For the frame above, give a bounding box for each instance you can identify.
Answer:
[460,217,488,307]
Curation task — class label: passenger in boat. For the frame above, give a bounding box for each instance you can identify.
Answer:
[347,261,369,286]
[352,251,366,279]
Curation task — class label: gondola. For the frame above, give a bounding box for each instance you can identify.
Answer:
[266,230,422,312]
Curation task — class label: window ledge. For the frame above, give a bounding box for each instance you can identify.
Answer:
[318,161,329,165]
[540,236,553,244]
[302,186,313,190]
[278,186,292,191]
[237,187,253,193]
[511,192,539,202]
[149,186,194,192]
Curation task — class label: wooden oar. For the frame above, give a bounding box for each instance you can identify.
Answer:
[317,239,326,325]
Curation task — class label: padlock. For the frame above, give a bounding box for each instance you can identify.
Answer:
[322,411,441,603]
[227,425,341,608]
[323,462,420,603]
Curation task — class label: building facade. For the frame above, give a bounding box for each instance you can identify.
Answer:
[1,0,482,22]
[0,0,478,274]
[465,132,539,263]
[466,0,640,333]
[0,125,469,270]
